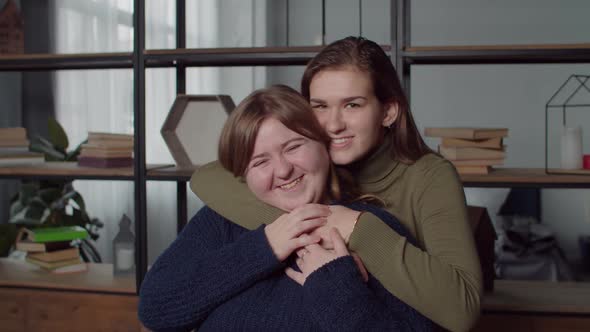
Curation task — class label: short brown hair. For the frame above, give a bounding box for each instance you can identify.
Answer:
[301,36,432,164]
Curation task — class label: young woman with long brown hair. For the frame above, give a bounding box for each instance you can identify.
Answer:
[191,37,483,331]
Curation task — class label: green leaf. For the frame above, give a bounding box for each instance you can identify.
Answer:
[30,137,66,160]
[71,191,86,211]
[9,207,45,225]
[9,200,24,218]
[38,188,62,205]
[48,117,69,151]
[66,139,87,161]
[19,183,39,205]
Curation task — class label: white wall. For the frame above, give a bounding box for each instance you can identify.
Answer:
[410,0,590,260]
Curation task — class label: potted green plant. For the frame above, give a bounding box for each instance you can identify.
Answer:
[6,118,103,262]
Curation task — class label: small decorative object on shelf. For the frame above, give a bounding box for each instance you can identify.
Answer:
[0,0,24,54]
[545,74,590,175]
[161,95,235,168]
[113,214,135,275]
[424,127,508,175]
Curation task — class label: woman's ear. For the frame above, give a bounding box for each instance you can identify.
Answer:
[382,102,399,128]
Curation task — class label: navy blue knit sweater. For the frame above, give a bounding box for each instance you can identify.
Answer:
[138,202,433,331]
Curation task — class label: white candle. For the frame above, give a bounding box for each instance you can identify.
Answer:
[116,248,135,270]
[560,126,583,169]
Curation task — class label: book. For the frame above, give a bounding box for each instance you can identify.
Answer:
[0,139,29,147]
[88,132,133,142]
[0,127,26,139]
[48,262,88,274]
[82,141,134,149]
[0,146,30,155]
[79,149,133,158]
[27,247,79,263]
[78,156,134,168]
[15,229,72,252]
[22,226,88,243]
[441,137,503,149]
[26,256,82,270]
[439,145,506,161]
[0,156,45,166]
[450,159,505,166]
[455,165,492,175]
[425,127,508,139]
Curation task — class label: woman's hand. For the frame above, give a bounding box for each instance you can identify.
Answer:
[311,205,361,248]
[264,204,330,262]
[286,228,368,285]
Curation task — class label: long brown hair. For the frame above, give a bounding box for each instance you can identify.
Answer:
[218,85,362,202]
[301,36,432,164]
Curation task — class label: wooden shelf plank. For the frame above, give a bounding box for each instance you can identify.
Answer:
[483,280,590,314]
[0,162,133,180]
[403,43,590,64]
[146,164,198,181]
[0,259,135,295]
[406,43,590,52]
[461,168,590,188]
[145,45,392,67]
[0,52,133,71]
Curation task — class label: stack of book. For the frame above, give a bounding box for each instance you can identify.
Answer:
[78,132,134,168]
[425,127,509,174]
[16,226,89,274]
[0,127,44,166]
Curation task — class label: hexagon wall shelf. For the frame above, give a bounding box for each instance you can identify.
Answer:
[161,95,235,167]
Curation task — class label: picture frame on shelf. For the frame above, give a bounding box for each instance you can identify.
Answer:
[161,95,235,168]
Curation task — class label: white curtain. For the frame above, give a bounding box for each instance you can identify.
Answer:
[51,0,268,264]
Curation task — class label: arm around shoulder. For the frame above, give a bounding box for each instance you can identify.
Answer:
[190,160,282,230]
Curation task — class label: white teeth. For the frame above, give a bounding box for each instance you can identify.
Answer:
[279,176,302,190]
[332,137,351,144]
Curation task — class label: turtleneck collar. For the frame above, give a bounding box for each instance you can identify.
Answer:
[344,137,403,185]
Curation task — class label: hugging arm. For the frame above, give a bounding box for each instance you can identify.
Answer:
[349,160,483,331]
[138,207,281,332]
[191,160,482,331]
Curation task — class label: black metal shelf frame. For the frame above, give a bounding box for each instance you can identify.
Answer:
[0,53,133,71]
[0,174,134,181]
[145,50,319,68]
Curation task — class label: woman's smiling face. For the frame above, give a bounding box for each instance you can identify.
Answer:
[244,117,330,212]
[309,67,397,165]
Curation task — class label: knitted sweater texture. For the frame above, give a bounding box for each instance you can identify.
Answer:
[138,203,432,332]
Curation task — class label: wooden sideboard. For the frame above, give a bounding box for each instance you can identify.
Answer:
[0,259,142,332]
[472,280,590,332]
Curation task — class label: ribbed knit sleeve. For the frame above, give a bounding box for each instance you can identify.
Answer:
[304,256,432,332]
[190,161,281,229]
[349,157,482,331]
[138,206,281,332]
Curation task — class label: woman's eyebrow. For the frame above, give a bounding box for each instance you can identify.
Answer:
[342,96,367,103]
[250,138,306,160]
[309,98,325,104]
[281,137,306,148]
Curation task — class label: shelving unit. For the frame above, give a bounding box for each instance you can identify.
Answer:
[2,2,590,330]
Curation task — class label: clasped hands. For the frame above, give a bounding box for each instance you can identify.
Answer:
[264,204,368,286]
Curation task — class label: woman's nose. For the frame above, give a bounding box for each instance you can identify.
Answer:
[325,109,346,134]
[274,155,294,179]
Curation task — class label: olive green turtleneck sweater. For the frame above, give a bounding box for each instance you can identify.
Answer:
[190,144,482,332]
